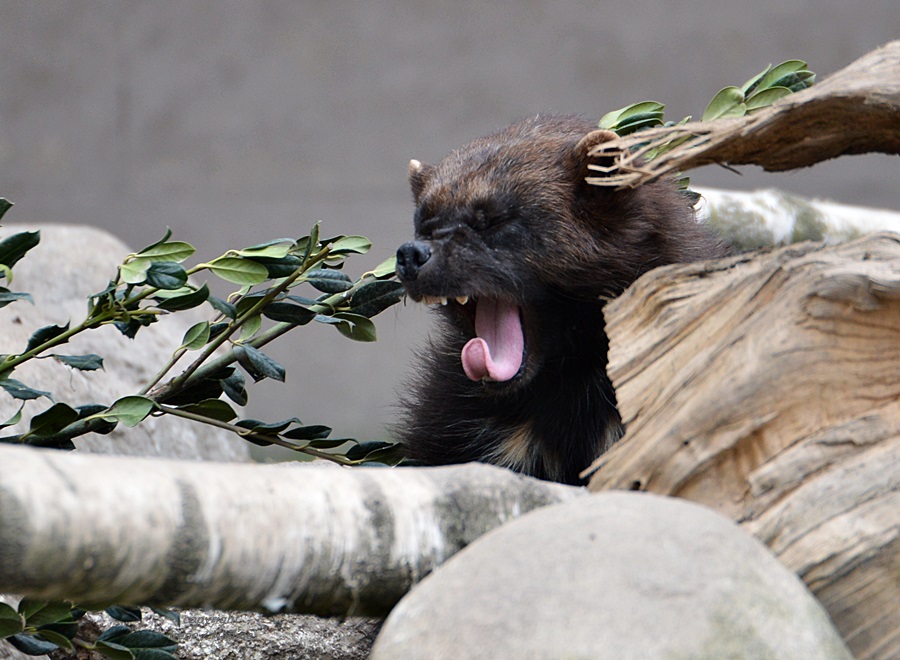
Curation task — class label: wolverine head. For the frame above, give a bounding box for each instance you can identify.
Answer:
[395,115,632,388]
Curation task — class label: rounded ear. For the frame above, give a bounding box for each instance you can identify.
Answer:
[408,159,434,202]
[574,129,622,180]
[574,129,619,159]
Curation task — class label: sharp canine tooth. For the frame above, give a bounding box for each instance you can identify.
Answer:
[456,296,469,305]
[440,297,448,306]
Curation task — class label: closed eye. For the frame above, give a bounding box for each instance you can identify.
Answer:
[468,207,509,232]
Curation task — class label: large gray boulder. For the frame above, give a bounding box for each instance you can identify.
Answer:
[0,223,249,461]
[372,492,851,659]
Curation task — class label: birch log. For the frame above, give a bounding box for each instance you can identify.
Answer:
[586,232,900,660]
[0,448,582,616]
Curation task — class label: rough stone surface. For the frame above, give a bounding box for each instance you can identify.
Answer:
[0,223,250,461]
[372,492,852,659]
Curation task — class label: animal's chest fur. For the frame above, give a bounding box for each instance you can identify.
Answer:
[401,305,622,485]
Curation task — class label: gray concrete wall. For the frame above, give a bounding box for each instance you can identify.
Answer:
[2,1,897,446]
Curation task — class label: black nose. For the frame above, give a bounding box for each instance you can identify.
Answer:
[396,241,432,281]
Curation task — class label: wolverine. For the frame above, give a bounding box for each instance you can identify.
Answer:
[395,114,725,485]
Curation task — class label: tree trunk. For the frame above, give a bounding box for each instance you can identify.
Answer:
[586,232,900,660]
[0,449,581,617]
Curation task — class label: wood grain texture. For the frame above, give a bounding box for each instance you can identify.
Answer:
[586,232,900,659]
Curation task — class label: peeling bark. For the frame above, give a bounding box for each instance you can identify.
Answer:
[0,450,582,617]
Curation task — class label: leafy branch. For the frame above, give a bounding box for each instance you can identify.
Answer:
[590,59,816,192]
[0,199,405,464]
[0,597,179,659]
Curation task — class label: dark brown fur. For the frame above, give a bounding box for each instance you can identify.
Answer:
[395,115,726,484]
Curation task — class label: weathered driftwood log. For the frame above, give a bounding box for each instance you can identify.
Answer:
[586,232,900,660]
[0,449,581,617]
[586,40,900,189]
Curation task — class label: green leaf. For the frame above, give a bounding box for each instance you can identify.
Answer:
[137,240,195,263]
[155,283,210,311]
[0,289,33,308]
[135,229,173,256]
[180,321,211,350]
[120,257,151,285]
[94,640,135,660]
[105,605,142,623]
[598,101,665,131]
[207,295,236,319]
[53,353,104,371]
[262,301,316,326]
[295,225,320,264]
[234,291,267,317]
[7,632,60,655]
[235,417,300,435]
[313,314,342,326]
[305,269,353,293]
[205,257,269,286]
[702,86,747,121]
[0,230,40,269]
[113,629,177,652]
[756,59,808,92]
[245,255,303,278]
[176,398,238,423]
[28,403,80,437]
[745,86,793,113]
[234,242,293,259]
[29,627,73,651]
[614,116,665,136]
[768,70,815,93]
[328,235,372,255]
[350,280,405,318]
[739,63,773,95]
[95,396,157,427]
[235,345,285,382]
[149,608,180,625]
[145,262,188,290]
[0,198,13,222]
[25,322,70,353]
[781,70,815,93]
[333,312,377,342]
[97,625,132,643]
[345,440,404,464]
[282,424,332,440]
[18,600,73,628]
[16,598,47,620]
[0,601,23,638]
[285,294,319,306]
[220,369,247,406]
[307,437,353,450]
[235,416,297,445]
[0,404,24,429]
[114,315,157,339]
[369,255,398,279]
[208,321,230,342]
[238,314,262,342]
[0,379,52,401]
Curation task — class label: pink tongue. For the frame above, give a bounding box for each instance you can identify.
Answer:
[461,298,524,382]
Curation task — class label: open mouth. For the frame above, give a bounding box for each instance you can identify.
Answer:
[418,295,526,383]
